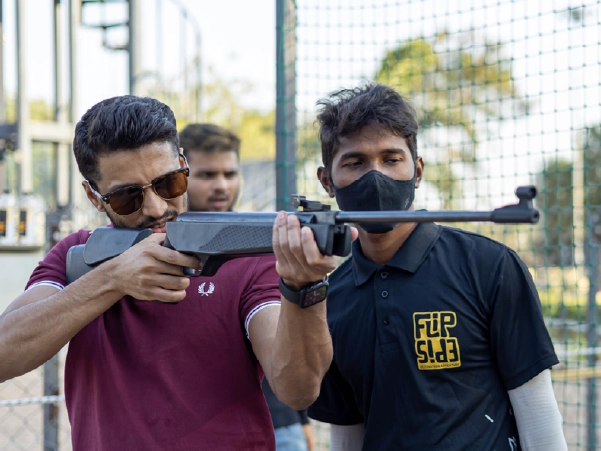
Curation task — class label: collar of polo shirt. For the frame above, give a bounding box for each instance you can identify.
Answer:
[352,221,442,286]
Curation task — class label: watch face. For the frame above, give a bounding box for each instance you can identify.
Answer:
[302,285,328,308]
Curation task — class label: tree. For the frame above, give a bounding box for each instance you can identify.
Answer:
[146,67,276,162]
[536,159,574,267]
[4,97,54,122]
[534,127,601,267]
[237,109,276,161]
[182,70,275,162]
[197,71,253,132]
[584,126,601,257]
[375,32,527,207]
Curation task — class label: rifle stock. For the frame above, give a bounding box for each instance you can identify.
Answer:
[65,185,539,282]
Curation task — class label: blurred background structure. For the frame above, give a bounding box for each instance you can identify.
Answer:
[1,0,601,450]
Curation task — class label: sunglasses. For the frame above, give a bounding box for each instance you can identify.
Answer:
[86,154,190,216]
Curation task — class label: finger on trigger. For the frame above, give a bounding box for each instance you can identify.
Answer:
[143,232,166,245]
[180,254,202,270]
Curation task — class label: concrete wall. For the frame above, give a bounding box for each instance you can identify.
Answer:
[0,250,43,312]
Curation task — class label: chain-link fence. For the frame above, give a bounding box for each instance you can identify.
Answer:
[0,352,71,451]
[290,0,601,449]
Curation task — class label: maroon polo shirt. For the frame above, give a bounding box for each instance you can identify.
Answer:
[26,229,281,451]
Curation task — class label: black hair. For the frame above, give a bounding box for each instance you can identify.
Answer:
[73,95,179,184]
[178,123,240,157]
[317,82,418,170]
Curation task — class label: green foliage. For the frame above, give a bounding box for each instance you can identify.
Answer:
[534,126,601,267]
[538,284,598,324]
[146,67,276,162]
[376,34,522,139]
[297,119,320,164]
[536,159,574,266]
[175,69,276,162]
[375,33,526,207]
[237,109,275,161]
[199,74,253,131]
[4,97,55,122]
[584,126,601,210]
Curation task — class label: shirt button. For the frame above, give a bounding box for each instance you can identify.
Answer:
[381,272,389,279]
[381,291,389,298]
[383,318,390,325]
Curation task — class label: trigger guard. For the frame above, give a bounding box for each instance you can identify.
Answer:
[183,266,202,277]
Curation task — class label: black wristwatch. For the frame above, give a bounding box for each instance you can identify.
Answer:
[279,276,329,309]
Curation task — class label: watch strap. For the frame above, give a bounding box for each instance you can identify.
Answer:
[279,276,329,308]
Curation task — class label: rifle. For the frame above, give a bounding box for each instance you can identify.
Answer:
[66,185,539,284]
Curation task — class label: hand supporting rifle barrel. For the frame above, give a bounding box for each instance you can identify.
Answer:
[65,185,539,283]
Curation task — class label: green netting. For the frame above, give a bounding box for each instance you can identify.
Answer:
[284,0,601,448]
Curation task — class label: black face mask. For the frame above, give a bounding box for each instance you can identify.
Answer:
[332,170,416,234]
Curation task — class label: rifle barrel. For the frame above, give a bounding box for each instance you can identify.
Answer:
[176,212,278,222]
[174,207,538,225]
[336,211,494,224]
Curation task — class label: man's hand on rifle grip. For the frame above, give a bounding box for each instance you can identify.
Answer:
[108,233,202,303]
[273,211,358,290]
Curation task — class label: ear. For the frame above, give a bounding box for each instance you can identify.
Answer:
[317,166,336,198]
[82,181,105,212]
[414,157,424,189]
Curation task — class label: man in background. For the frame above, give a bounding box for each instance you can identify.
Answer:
[179,123,316,451]
[178,123,241,212]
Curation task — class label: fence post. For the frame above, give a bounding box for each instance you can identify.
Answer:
[586,211,599,451]
[43,357,60,451]
[42,208,66,451]
[275,0,296,211]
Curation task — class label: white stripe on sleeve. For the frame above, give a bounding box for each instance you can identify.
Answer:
[245,301,281,339]
[26,281,65,292]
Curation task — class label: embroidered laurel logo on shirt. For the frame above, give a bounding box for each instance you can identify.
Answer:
[198,282,215,296]
[413,311,461,370]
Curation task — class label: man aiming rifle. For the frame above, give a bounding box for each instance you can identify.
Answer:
[0,96,351,451]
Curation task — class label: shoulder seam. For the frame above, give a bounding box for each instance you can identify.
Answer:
[483,248,509,305]
[440,225,510,249]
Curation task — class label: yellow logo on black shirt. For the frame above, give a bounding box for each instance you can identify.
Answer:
[414,311,461,370]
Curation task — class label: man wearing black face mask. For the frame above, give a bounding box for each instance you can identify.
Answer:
[332,169,416,234]
[308,83,567,450]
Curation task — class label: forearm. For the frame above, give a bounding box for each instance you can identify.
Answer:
[508,369,567,451]
[0,265,122,382]
[303,422,316,451]
[269,299,333,410]
[330,424,364,451]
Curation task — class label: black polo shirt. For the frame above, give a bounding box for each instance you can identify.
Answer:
[309,222,558,450]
